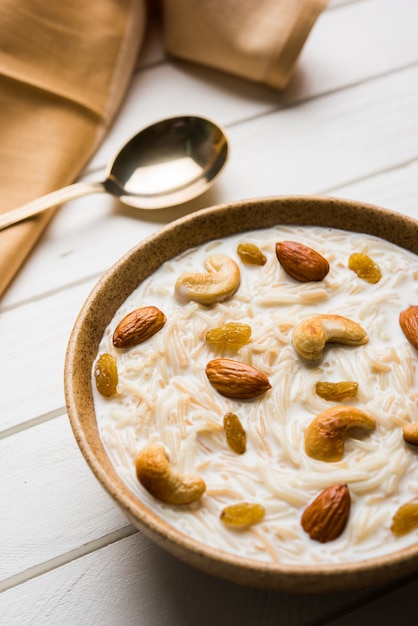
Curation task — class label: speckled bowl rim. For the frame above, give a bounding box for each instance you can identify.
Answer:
[64,195,418,593]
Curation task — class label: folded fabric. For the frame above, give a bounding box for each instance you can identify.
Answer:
[162,0,328,89]
[0,0,326,297]
[0,0,146,296]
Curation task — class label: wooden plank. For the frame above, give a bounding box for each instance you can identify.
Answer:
[0,281,96,430]
[219,66,418,201]
[0,532,377,626]
[0,415,130,581]
[315,573,418,625]
[329,159,418,219]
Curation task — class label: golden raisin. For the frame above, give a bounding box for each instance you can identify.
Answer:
[94,353,118,397]
[220,502,265,527]
[223,412,246,454]
[206,322,252,346]
[237,242,267,265]
[348,253,381,283]
[315,381,358,401]
[391,500,418,536]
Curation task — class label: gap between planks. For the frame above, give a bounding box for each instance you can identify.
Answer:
[0,525,138,594]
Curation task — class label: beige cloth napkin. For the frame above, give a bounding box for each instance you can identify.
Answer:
[0,0,326,297]
[163,0,328,90]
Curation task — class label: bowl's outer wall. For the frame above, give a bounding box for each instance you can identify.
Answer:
[64,196,418,592]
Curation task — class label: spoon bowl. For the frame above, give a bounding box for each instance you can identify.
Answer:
[0,115,228,231]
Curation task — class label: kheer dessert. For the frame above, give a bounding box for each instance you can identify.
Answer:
[92,225,418,565]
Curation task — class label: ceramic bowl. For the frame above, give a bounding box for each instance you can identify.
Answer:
[64,195,418,593]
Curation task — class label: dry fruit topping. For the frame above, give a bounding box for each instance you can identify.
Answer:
[205,358,272,399]
[301,484,351,543]
[113,305,166,348]
[399,305,418,350]
[304,406,376,462]
[220,502,265,527]
[292,314,368,361]
[348,252,381,283]
[94,353,118,397]
[206,322,252,346]
[391,499,418,536]
[315,381,358,402]
[175,254,240,304]
[237,242,267,265]
[402,422,418,446]
[135,443,206,505]
[223,412,247,454]
[276,240,329,282]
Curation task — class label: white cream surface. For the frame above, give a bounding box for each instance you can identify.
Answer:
[93,225,418,565]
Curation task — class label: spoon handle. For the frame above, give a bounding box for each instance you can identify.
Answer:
[0,180,106,231]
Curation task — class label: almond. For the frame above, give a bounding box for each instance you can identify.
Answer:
[205,358,271,399]
[113,306,166,348]
[301,484,351,543]
[399,305,418,350]
[276,241,329,282]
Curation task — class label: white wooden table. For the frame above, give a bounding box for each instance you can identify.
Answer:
[2,1,418,623]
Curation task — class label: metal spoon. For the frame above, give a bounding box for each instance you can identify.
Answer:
[0,115,228,231]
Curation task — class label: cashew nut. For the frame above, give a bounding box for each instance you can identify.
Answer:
[135,443,206,505]
[305,406,376,462]
[403,422,418,446]
[175,254,240,304]
[292,314,368,361]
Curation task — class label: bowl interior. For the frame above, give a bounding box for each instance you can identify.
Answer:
[64,195,418,592]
